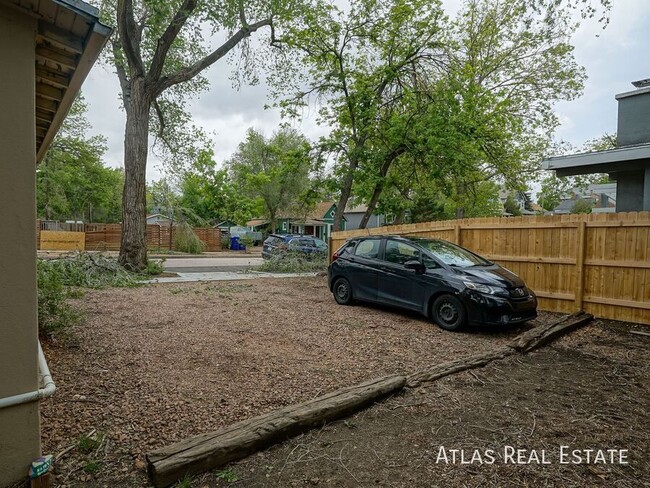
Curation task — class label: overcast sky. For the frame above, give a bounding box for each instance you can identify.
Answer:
[81,0,650,183]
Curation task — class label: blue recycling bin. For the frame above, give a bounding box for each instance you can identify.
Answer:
[230,236,240,250]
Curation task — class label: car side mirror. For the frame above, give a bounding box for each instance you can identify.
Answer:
[404,260,425,274]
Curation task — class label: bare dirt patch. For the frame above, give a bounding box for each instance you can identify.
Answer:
[202,318,650,488]
[42,276,540,486]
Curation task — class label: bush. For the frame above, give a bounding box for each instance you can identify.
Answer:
[37,260,83,337]
[256,251,328,273]
[173,222,205,254]
[240,234,254,252]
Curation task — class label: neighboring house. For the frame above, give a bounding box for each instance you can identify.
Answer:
[542,79,650,212]
[344,204,388,230]
[282,201,344,242]
[247,219,270,234]
[499,189,535,216]
[587,182,617,213]
[146,213,173,226]
[215,220,237,232]
[553,198,595,215]
[248,202,346,242]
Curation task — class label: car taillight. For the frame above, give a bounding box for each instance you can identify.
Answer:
[332,251,340,262]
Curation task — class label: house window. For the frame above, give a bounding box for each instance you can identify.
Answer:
[282,222,287,231]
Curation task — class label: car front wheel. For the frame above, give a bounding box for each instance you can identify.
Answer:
[432,294,467,331]
[333,277,353,305]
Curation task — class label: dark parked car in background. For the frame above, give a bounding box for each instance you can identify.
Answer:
[328,236,537,331]
[262,234,328,259]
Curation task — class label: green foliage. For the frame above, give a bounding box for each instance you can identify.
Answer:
[215,468,239,483]
[537,172,609,211]
[227,128,314,232]
[37,95,123,223]
[77,433,103,454]
[38,254,143,289]
[503,195,523,216]
[82,460,102,474]
[257,252,328,273]
[145,258,165,276]
[178,149,262,226]
[37,260,83,337]
[173,222,205,254]
[240,234,254,251]
[571,199,593,214]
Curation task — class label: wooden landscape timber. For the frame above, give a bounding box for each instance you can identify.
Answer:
[146,375,407,487]
[146,313,594,487]
[407,311,593,387]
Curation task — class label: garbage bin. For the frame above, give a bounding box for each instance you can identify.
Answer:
[230,236,240,250]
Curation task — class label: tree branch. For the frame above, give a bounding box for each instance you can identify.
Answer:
[147,0,198,83]
[117,0,145,77]
[154,17,272,96]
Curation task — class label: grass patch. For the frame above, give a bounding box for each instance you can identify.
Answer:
[215,468,239,483]
[82,460,102,474]
[256,251,328,273]
[77,433,102,454]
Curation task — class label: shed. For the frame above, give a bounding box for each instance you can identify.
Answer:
[0,0,110,484]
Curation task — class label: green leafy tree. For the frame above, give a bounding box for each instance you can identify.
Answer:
[503,195,523,216]
[227,128,313,232]
[275,0,446,230]
[103,0,313,269]
[37,96,123,223]
[571,199,593,214]
[179,149,262,225]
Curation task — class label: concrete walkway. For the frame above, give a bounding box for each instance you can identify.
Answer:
[145,271,318,284]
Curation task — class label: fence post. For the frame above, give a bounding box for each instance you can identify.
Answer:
[575,221,587,311]
[454,224,461,246]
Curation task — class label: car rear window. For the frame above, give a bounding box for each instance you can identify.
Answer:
[354,239,381,259]
[314,239,328,249]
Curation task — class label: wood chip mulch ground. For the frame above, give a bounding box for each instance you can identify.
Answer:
[41,276,546,486]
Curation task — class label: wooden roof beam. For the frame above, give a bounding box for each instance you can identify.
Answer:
[35,44,78,71]
[36,82,64,102]
[36,97,59,114]
[36,65,70,90]
[37,23,84,54]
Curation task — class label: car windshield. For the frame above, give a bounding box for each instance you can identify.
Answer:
[415,239,489,268]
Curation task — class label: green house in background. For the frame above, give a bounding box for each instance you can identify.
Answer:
[247,202,346,242]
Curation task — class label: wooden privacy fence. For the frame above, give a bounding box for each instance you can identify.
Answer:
[330,212,650,325]
[37,222,222,252]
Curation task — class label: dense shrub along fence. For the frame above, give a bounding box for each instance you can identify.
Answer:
[37,222,222,252]
[330,212,650,325]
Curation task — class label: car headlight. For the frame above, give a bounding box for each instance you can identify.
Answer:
[463,281,503,295]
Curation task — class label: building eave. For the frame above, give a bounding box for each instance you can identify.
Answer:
[542,143,650,176]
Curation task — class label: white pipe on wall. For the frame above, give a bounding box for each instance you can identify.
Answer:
[0,342,56,409]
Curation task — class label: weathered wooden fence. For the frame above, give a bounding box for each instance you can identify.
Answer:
[37,222,222,252]
[330,212,650,325]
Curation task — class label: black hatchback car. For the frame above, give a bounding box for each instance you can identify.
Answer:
[328,236,537,331]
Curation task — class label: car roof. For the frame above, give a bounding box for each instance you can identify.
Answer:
[353,235,443,244]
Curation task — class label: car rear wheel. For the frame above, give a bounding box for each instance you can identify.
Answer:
[333,277,353,305]
[432,294,467,331]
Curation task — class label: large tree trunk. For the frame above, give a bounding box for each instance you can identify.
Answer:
[359,148,404,229]
[119,80,151,270]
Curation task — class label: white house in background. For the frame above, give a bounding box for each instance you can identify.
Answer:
[146,213,174,226]
[498,189,535,215]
